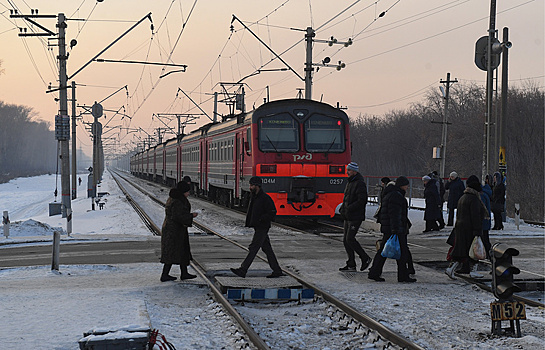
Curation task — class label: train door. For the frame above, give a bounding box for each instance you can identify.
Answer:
[162,146,166,184]
[200,139,208,195]
[177,144,181,184]
[235,132,242,200]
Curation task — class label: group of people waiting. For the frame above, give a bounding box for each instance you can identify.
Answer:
[157,161,506,284]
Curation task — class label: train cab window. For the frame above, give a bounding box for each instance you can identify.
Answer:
[304,114,345,152]
[258,113,299,152]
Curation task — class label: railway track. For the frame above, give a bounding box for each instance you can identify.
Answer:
[110,169,426,349]
[290,217,545,308]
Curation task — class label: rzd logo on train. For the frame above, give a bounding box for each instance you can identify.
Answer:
[293,153,312,162]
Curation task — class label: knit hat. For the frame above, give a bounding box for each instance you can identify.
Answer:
[182,175,191,183]
[346,162,359,172]
[380,177,391,184]
[466,175,482,191]
[395,176,410,187]
[422,175,431,182]
[249,176,263,186]
[449,171,458,178]
[177,181,190,193]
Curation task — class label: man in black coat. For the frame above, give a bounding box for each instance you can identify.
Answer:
[368,176,416,283]
[338,162,372,272]
[445,171,465,226]
[231,176,284,278]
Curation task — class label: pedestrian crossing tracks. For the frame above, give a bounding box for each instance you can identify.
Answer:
[216,273,314,302]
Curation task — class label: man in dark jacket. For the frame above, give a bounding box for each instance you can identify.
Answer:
[338,162,371,272]
[231,176,284,278]
[368,176,416,283]
[445,171,465,226]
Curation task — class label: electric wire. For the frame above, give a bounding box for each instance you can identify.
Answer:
[73,1,98,40]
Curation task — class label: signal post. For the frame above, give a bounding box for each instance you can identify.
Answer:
[490,243,525,337]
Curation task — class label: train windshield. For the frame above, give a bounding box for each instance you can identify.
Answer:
[258,113,299,152]
[304,114,345,152]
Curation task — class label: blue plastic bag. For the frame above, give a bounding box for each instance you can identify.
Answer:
[381,234,401,260]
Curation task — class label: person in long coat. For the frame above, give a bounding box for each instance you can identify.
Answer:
[445,171,465,226]
[368,176,416,283]
[491,171,506,230]
[160,181,198,282]
[445,175,486,279]
[338,162,372,272]
[422,175,442,232]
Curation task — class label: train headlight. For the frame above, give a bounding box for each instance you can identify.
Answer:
[260,164,277,174]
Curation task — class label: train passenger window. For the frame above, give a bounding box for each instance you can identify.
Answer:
[304,114,345,152]
[258,113,299,152]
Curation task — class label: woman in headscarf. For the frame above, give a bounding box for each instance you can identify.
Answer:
[160,181,198,282]
[445,175,487,279]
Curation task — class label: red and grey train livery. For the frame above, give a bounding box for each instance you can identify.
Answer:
[130,98,351,217]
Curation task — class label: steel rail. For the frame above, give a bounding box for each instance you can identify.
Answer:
[112,171,425,349]
[109,170,160,234]
[110,170,269,349]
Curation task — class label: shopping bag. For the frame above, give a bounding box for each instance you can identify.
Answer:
[381,234,401,260]
[469,236,486,260]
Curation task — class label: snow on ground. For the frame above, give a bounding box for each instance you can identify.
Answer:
[0,172,544,349]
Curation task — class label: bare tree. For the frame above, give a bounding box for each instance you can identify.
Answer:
[350,82,544,222]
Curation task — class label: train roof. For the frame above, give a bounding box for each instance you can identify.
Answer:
[252,98,349,121]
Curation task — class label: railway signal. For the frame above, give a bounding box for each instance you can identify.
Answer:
[490,243,525,337]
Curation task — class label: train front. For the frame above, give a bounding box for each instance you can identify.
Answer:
[250,99,350,218]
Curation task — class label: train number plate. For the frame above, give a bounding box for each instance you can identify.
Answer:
[490,301,526,321]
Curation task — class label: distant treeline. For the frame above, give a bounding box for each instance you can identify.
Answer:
[0,101,57,183]
[350,82,544,222]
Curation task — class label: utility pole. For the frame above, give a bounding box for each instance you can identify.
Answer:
[439,73,457,179]
[71,81,77,199]
[11,11,71,233]
[304,27,350,100]
[304,27,315,100]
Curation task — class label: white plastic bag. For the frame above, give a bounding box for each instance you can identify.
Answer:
[469,236,486,260]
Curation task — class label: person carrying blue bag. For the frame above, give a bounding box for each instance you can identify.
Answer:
[368,176,416,283]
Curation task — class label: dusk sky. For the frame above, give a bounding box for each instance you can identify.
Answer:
[0,0,543,156]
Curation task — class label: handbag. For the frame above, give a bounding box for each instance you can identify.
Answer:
[469,236,486,260]
[381,234,401,260]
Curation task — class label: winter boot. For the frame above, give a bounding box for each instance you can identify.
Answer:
[469,264,484,279]
[445,261,460,280]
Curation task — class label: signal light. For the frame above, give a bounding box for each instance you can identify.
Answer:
[260,164,277,174]
[329,165,344,174]
[491,243,521,301]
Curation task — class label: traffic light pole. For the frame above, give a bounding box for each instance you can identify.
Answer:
[483,0,497,181]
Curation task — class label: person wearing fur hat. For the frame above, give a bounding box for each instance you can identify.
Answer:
[338,162,372,272]
[160,181,199,282]
[231,176,284,278]
[445,171,465,226]
[445,175,487,279]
